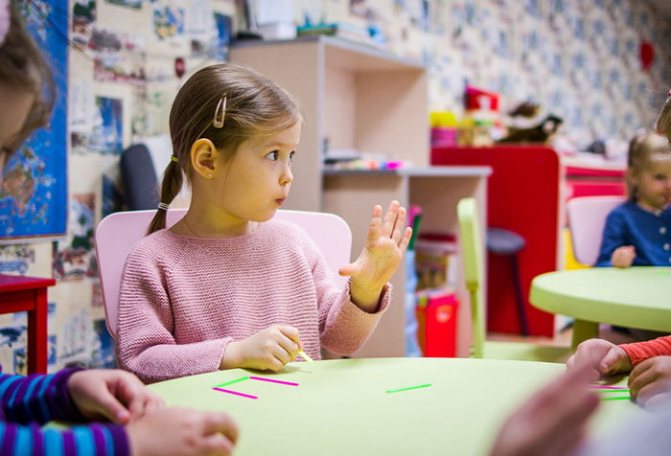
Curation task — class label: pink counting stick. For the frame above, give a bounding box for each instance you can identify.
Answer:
[212,387,258,399]
[249,376,300,386]
[590,385,629,390]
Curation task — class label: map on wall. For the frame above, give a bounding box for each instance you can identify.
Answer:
[0,0,68,241]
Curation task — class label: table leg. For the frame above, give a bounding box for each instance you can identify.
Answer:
[571,319,599,350]
[27,289,48,374]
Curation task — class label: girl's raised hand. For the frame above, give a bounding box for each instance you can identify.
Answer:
[339,200,412,311]
[222,325,301,372]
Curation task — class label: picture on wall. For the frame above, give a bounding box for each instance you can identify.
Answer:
[0,0,68,242]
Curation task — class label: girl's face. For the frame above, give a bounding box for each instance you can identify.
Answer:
[0,84,34,184]
[211,122,301,223]
[632,155,671,211]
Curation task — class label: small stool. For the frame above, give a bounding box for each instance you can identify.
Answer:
[486,227,529,336]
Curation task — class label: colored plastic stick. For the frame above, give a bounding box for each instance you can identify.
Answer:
[212,387,258,400]
[600,395,630,401]
[298,350,314,362]
[249,376,299,386]
[214,376,249,388]
[590,385,629,390]
[386,383,432,394]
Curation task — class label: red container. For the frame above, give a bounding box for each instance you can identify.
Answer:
[416,291,459,357]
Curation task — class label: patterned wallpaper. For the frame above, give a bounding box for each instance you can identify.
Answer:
[318,0,671,146]
[0,0,669,372]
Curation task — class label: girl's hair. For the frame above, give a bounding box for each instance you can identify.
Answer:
[0,2,55,155]
[656,90,671,143]
[626,130,671,201]
[147,63,302,235]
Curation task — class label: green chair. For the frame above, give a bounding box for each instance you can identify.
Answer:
[457,197,571,362]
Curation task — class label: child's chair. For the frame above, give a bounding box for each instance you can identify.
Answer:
[95,209,352,340]
[566,196,626,266]
[457,198,570,361]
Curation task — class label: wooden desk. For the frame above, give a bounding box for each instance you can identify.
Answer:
[0,274,55,373]
[530,267,671,348]
[149,358,635,456]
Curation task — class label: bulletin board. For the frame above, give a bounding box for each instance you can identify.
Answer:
[0,0,68,242]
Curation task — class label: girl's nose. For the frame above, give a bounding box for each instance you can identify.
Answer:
[280,165,293,186]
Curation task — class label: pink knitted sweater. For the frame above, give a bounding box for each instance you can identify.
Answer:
[117,220,390,383]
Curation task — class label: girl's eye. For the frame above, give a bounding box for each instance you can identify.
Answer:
[289,151,295,162]
[265,150,279,161]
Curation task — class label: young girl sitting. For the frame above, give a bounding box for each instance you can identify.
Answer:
[117,63,412,383]
[595,130,671,267]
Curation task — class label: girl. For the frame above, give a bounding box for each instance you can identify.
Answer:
[0,2,237,454]
[595,130,671,267]
[117,63,412,383]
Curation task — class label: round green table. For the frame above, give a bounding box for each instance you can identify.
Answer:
[148,358,634,455]
[530,267,671,348]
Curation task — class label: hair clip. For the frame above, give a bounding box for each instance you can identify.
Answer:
[157,202,170,211]
[171,155,179,163]
[213,96,227,129]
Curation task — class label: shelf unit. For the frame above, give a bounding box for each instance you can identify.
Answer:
[232,37,491,357]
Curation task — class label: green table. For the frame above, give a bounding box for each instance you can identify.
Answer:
[149,358,634,455]
[530,267,671,349]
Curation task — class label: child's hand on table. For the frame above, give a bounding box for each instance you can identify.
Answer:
[567,339,633,380]
[629,356,671,409]
[611,245,636,268]
[127,407,238,456]
[68,369,164,424]
[222,325,301,371]
[339,200,412,312]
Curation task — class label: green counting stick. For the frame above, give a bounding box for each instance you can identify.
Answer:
[386,383,432,394]
[214,376,249,388]
[601,395,630,401]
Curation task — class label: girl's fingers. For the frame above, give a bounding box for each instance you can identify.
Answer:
[398,227,412,251]
[390,207,407,242]
[381,201,400,237]
[277,333,300,360]
[338,262,358,277]
[367,205,383,241]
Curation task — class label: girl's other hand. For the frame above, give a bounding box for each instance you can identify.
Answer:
[127,408,238,456]
[339,200,412,311]
[68,369,164,425]
[628,356,671,409]
[566,339,632,379]
[611,245,635,268]
[222,325,300,371]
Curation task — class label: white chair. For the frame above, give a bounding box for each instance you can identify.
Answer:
[566,196,626,266]
[95,209,352,340]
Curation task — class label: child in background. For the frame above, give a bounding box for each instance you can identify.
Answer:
[117,63,412,383]
[595,130,671,268]
[0,2,238,454]
[566,337,671,409]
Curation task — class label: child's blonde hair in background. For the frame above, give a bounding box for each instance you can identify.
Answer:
[626,130,671,201]
[147,63,302,235]
[0,1,54,156]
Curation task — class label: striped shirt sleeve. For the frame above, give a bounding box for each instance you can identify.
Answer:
[0,369,130,455]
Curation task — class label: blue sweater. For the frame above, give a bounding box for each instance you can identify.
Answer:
[596,202,671,267]
[0,368,129,455]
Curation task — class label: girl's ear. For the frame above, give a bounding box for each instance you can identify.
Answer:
[190,138,219,179]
